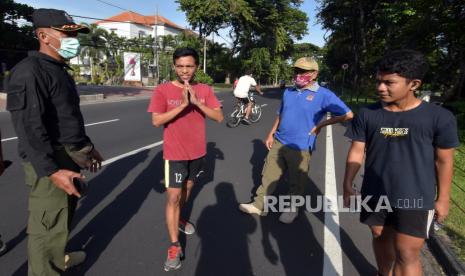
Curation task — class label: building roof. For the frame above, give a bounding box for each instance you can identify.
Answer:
[95,11,185,30]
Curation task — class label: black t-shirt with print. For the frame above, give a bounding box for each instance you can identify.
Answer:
[345,101,459,210]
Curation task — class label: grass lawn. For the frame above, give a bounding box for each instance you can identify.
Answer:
[213,83,233,92]
[340,95,377,112]
[441,101,465,261]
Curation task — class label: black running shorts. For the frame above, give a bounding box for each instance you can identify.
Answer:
[360,199,435,239]
[164,157,206,189]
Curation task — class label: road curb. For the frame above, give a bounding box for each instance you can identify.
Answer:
[79,94,105,102]
[428,233,465,275]
[0,93,107,112]
[0,86,274,112]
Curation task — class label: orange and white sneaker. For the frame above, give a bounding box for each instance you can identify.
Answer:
[164,245,183,271]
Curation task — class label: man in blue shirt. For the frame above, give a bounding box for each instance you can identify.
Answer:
[239,57,353,223]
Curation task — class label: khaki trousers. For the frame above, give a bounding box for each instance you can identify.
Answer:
[253,139,311,210]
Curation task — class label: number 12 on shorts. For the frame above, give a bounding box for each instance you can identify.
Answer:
[175,173,183,183]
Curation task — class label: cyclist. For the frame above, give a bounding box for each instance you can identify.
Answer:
[233,70,263,124]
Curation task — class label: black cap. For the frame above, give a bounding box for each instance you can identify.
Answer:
[32,8,89,33]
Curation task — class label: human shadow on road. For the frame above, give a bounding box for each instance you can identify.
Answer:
[249,139,267,201]
[179,142,224,251]
[64,149,163,275]
[181,142,224,219]
[250,143,375,275]
[12,150,157,275]
[256,144,330,275]
[306,179,377,275]
[195,182,256,276]
[71,148,160,228]
[2,228,28,276]
[240,141,330,274]
[2,227,26,257]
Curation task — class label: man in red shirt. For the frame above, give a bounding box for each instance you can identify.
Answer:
[148,47,223,271]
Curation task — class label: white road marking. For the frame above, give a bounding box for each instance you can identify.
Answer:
[95,100,269,167]
[261,104,268,107]
[0,137,17,142]
[102,141,163,166]
[1,119,120,142]
[323,123,343,275]
[84,119,120,127]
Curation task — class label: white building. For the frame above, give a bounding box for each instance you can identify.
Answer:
[95,11,188,39]
[71,11,192,69]
[71,11,196,81]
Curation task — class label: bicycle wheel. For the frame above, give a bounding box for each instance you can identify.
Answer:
[249,103,262,123]
[227,107,242,128]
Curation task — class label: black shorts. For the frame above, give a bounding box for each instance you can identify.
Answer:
[236,97,250,105]
[360,199,435,239]
[164,157,206,188]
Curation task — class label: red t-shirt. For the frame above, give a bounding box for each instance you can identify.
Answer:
[147,82,222,160]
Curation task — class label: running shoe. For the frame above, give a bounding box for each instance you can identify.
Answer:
[164,245,183,271]
[179,219,196,235]
[239,203,267,216]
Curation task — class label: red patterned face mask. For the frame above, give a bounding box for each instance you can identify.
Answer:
[294,74,312,88]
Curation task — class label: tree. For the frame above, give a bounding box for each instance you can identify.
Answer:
[207,41,236,83]
[317,0,465,100]
[291,43,321,61]
[176,0,230,39]
[0,0,35,69]
[247,48,270,83]
[177,0,309,83]
[78,23,109,83]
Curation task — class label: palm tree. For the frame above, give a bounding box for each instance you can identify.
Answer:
[100,31,126,84]
[78,23,108,83]
[160,34,176,53]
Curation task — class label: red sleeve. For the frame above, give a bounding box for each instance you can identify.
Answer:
[147,86,167,113]
[205,86,222,109]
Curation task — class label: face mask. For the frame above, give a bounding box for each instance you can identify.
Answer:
[47,33,81,59]
[294,74,313,88]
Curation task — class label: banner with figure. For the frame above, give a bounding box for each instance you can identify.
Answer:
[123,52,141,81]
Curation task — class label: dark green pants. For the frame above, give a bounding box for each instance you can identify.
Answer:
[24,149,79,276]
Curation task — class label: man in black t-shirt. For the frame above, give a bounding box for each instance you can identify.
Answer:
[343,50,459,276]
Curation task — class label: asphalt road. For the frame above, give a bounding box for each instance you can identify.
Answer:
[0,88,442,275]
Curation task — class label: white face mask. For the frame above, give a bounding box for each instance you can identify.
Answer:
[46,33,81,59]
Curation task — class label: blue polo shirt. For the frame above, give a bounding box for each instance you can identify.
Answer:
[275,83,350,151]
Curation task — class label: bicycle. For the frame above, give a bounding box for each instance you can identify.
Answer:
[227,92,262,128]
